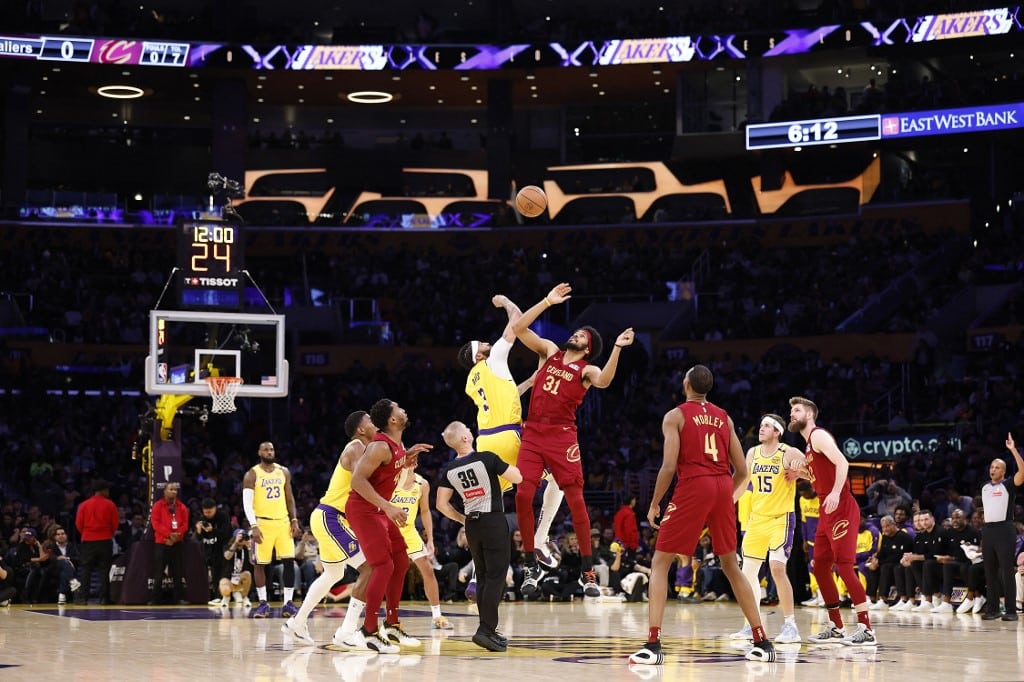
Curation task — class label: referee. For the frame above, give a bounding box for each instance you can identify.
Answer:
[437,421,522,652]
[980,432,1023,621]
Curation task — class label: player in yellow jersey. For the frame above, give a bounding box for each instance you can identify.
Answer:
[392,467,453,630]
[797,482,824,606]
[242,441,300,618]
[458,293,563,569]
[730,414,802,644]
[282,410,377,646]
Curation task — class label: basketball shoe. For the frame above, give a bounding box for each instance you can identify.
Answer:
[521,565,542,598]
[629,640,664,665]
[807,624,845,643]
[251,600,271,618]
[579,569,601,597]
[745,640,776,662]
[840,623,877,646]
[383,622,422,647]
[282,617,316,646]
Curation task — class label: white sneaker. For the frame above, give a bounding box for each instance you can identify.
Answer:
[730,623,753,640]
[232,592,243,603]
[840,623,877,646]
[932,595,942,608]
[282,617,316,646]
[775,620,801,644]
[890,599,911,611]
[69,579,82,593]
[971,595,986,614]
[807,624,845,644]
[956,598,974,614]
[208,597,229,607]
[911,601,932,612]
[932,601,953,614]
[57,593,67,605]
[801,592,823,607]
[869,600,888,611]
[382,623,422,647]
[629,643,665,665]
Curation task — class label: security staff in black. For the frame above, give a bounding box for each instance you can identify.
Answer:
[437,421,523,652]
[979,433,1024,621]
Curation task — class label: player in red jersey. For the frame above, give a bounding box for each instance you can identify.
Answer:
[630,364,775,665]
[786,396,877,646]
[511,282,634,598]
[340,398,432,654]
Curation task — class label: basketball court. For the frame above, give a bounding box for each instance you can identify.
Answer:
[2,600,1020,680]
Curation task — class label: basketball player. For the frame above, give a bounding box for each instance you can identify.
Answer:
[391,466,453,630]
[786,396,876,646]
[730,414,801,644]
[242,441,300,618]
[630,365,775,665]
[458,293,564,569]
[340,399,432,653]
[437,421,523,652]
[282,410,375,646]
[511,283,634,599]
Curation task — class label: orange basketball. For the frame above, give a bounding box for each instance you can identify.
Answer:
[515,185,547,218]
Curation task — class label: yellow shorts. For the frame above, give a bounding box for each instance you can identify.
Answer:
[742,512,796,563]
[401,524,427,560]
[477,428,521,493]
[253,518,294,564]
[311,505,363,565]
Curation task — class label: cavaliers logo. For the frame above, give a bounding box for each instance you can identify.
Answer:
[96,39,141,64]
[831,519,850,541]
[566,444,581,462]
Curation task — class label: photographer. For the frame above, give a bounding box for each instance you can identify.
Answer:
[194,498,232,600]
[210,529,254,607]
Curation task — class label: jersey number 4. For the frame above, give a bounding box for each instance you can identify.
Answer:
[704,433,719,462]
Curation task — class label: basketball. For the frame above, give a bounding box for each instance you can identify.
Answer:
[515,185,547,218]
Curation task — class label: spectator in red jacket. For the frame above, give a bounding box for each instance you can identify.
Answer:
[148,482,189,605]
[613,495,641,553]
[74,479,119,604]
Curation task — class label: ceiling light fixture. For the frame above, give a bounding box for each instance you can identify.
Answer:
[347,91,394,104]
[97,85,144,99]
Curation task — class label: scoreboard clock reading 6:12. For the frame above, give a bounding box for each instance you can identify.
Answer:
[177,221,244,309]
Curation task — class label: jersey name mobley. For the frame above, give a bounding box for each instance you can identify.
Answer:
[690,413,724,429]
[185,276,239,287]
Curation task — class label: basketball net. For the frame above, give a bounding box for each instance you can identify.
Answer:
[205,376,244,413]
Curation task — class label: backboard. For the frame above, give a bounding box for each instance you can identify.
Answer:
[146,310,288,398]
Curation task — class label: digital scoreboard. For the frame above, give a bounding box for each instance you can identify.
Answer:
[176,220,244,309]
[746,115,881,150]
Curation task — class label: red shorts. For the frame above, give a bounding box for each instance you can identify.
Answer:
[518,422,584,489]
[345,504,406,566]
[812,494,860,565]
[655,475,737,555]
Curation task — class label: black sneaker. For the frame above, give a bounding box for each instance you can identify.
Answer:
[579,569,600,597]
[745,640,777,662]
[521,564,542,598]
[629,640,664,665]
[472,629,508,652]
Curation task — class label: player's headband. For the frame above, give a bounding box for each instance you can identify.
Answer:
[581,329,592,352]
[470,341,481,361]
[761,416,785,435]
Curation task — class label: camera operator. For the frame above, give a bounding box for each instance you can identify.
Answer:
[210,529,254,607]
[194,498,232,601]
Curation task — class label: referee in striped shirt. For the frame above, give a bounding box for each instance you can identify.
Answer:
[980,433,1023,621]
[437,421,522,652]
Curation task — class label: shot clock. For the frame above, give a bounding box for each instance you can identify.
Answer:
[746,114,881,150]
[177,220,244,309]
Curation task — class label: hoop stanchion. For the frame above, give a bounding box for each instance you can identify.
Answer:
[205,377,244,413]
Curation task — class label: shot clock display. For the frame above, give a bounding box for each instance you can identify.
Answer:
[177,220,244,309]
[746,114,881,150]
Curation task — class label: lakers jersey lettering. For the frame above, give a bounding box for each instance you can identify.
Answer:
[252,464,288,520]
[391,473,424,534]
[466,361,520,429]
[750,445,796,517]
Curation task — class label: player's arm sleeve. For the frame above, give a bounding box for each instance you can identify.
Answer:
[485,337,514,380]
[242,488,257,526]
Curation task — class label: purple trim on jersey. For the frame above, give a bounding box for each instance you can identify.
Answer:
[478,423,522,436]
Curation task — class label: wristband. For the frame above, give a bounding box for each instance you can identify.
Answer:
[615,344,625,348]
[543,296,552,307]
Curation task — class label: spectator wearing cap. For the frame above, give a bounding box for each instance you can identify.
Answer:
[193,498,232,600]
[6,527,43,600]
[74,480,119,605]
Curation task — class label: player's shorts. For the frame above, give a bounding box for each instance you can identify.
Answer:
[311,504,364,568]
[656,474,737,555]
[345,504,409,567]
[401,523,428,560]
[477,424,521,493]
[518,422,584,489]
[813,494,860,565]
[253,517,294,564]
[742,511,796,563]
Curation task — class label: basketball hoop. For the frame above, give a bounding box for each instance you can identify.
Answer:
[205,376,244,414]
